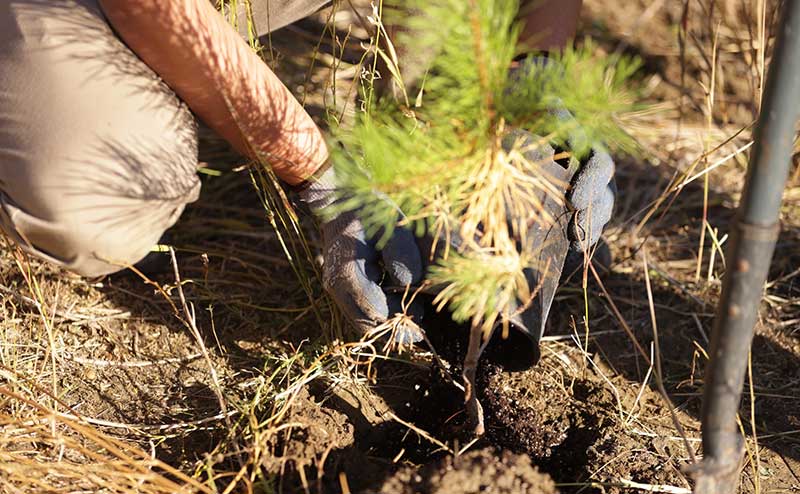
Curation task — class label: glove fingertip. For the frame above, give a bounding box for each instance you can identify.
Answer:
[392,324,425,345]
[569,151,615,210]
[382,229,424,285]
[386,296,425,345]
[328,263,390,329]
[594,187,615,225]
[586,150,616,184]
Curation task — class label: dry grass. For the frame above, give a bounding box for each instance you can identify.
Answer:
[2,0,800,493]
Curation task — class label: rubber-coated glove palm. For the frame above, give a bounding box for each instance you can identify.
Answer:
[298,165,425,344]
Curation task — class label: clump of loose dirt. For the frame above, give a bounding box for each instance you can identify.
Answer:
[262,387,354,472]
[478,357,689,491]
[479,361,613,483]
[585,430,686,489]
[479,362,572,458]
[372,448,557,494]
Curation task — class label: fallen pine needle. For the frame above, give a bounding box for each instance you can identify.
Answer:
[387,411,454,454]
[558,479,691,494]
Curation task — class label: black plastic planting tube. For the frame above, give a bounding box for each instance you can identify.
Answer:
[693,2,800,492]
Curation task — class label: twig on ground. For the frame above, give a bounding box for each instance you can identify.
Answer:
[52,410,239,433]
[642,249,697,465]
[168,248,244,464]
[62,352,203,368]
[616,478,692,494]
[589,262,651,365]
[560,479,691,493]
[169,248,228,417]
[387,411,454,454]
[624,343,655,426]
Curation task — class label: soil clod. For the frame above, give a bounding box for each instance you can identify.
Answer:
[371,448,557,494]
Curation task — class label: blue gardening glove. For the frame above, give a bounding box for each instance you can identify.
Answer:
[510,57,617,252]
[557,110,617,252]
[297,165,425,344]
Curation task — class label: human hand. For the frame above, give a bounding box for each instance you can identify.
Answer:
[565,139,616,252]
[497,129,576,366]
[297,165,425,344]
[509,57,616,252]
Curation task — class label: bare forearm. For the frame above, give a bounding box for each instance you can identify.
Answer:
[99,0,327,184]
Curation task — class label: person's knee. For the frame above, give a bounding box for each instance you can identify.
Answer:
[0,0,201,277]
[0,180,199,277]
[0,98,201,278]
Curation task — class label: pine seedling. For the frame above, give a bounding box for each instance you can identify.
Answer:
[328,0,643,432]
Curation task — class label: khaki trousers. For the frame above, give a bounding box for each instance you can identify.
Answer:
[0,0,329,277]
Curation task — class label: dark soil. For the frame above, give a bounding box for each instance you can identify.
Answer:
[480,362,574,459]
[261,388,355,474]
[480,362,687,491]
[373,448,557,494]
[253,300,699,493]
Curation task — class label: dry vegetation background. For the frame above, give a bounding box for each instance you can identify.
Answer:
[1,0,800,493]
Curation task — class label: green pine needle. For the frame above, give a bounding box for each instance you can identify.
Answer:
[429,249,531,331]
[328,0,646,329]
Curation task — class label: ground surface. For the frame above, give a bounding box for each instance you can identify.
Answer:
[2,1,800,493]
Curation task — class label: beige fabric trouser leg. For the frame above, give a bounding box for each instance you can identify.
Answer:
[228,0,330,38]
[0,0,329,277]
